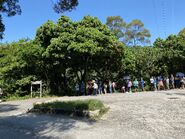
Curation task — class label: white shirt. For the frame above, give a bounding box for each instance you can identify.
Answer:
[93,83,98,89]
[150,78,154,84]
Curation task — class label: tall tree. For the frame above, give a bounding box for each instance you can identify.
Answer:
[125,19,151,46]
[35,15,124,95]
[106,16,126,41]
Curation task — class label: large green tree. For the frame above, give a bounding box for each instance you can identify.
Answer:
[35,15,124,95]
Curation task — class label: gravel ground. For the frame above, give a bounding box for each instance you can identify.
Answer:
[0,90,185,139]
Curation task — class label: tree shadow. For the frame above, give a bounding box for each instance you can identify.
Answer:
[164,93,173,96]
[0,113,96,138]
[174,93,185,96]
[0,104,19,113]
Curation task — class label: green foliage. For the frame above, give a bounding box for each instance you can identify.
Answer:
[153,37,164,48]
[121,47,136,75]
[153,33,185,74]
[0,40,43,96]
[178,28,185,38]
[4,95,31,101]
[2,15,125,97]
[132,46,164,77]
[35,15,124,95]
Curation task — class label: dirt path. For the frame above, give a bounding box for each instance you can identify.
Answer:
[1,90,185,139]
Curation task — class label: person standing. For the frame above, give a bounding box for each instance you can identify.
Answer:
[133,79,139,92]
[180,77,185,89]
[158,77,164,91]
[112,81,116,93]
[166,77,170,90]
[121,84,126,93]
[103,82,107,94]
[127,80,132,93]
[75,83,80,96]
[81,81,85,95]
[109,80,113,93]
[98,80,103,94]
[170,74,175,89]
[154,77,157,91]
[140,78,145,91]
[150,77,154,91]
[93,80,98,95]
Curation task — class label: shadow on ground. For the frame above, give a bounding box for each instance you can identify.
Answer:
[0,113,95,138]
[0,104,19,113]
[160,91,185,97]
[174,93,185,96]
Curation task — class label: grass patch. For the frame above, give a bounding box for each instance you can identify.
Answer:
[4,95,31,101]
[3,94,58,102]
[32,99,108,119]
[34,99,104,111]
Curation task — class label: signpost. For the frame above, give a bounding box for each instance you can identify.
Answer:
[31,81,42,98]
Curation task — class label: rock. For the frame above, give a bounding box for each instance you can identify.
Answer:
[89,110,100,117]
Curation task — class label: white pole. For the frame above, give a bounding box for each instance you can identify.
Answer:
[40,81,42,98]
[31,84,33,98]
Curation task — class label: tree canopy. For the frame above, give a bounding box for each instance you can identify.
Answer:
[125,19,151,46]
[106,16,151,46]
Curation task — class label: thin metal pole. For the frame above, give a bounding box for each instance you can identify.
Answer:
[31,84,33,98]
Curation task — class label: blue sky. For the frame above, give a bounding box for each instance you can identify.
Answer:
[1,0,185,44]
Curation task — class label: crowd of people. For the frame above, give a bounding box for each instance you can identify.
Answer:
[75,80,116,96]
[75,74,185,96]
[122,74,185,93]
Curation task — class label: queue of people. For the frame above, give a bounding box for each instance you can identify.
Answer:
[149,75,185,91]
[75,80,117,96]
[121,74,185,93]
[75,74,185,95]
